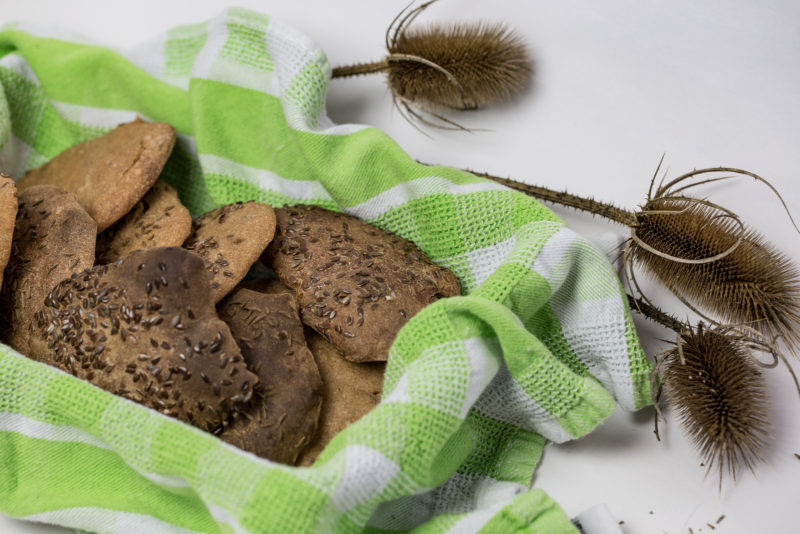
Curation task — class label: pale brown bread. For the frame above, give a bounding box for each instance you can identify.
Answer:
[184,201,276,303]
[0,186,96,356]
[264,205,461,362]
[35,247,257,431]
[218,287,323,465]
[17,119,176,232]
[296,332,384,466]
[96,181,192,264]
[240,278,385,466]
[0,175,17,293]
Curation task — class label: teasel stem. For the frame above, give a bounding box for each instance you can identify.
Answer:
[626,293,686,335]
[332,60,390,78]
[469,170,637,227]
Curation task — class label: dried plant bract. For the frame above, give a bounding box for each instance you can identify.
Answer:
[468,163,800,352]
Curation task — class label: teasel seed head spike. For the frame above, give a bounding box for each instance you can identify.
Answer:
[331,1,533,127]
[385,20,532,111]
[628,295,791,486]
[658,323,772,486]
[630,168,800,352]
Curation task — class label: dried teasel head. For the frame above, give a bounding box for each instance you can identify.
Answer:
[626,165,800,351]
[656,323,772,483]
[632,295,798,483]
[386,19,531,111]
[461,162,800,348]
[457,162,800,348]
[331,1,532,129]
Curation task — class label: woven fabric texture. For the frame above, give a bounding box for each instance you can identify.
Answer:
[0,8,651,534]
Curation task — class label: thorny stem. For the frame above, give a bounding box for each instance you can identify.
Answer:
[332,60,390,78]
[626,293,685,334]
[468,170,638,227]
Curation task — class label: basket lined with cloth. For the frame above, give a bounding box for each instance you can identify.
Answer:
[0,8,651,533]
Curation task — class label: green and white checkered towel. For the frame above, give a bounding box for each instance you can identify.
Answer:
[0,8,651,534]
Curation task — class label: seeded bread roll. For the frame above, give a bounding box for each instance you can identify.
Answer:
[96,181,192,264]
[17,119,176,232]
[218,287,323,464]
[35,247,257,431]
[184,201,277,303]
[0,186,97,356]
[264,205,461,362]
[239,277,385,466]
[0,176,17,294]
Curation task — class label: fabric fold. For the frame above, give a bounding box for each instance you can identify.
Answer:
[0,8,649,533]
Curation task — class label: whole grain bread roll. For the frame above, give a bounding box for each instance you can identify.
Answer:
[239,277,385,466]
[96,180,192,264]
[184,201,276,303]
[218,287,323,464]
[296,332,384,466]
[35,247,257,431]
[17,119,176,232]
[264,205,460,362]
[0,185,96,356]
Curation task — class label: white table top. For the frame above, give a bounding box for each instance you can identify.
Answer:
[1,1,798,533]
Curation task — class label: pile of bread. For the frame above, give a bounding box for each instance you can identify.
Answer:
[0,120,460,465]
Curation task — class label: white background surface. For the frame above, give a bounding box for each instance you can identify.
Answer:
[1,1,799,533]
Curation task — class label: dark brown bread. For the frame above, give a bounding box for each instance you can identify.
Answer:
[0,186,96,356]
[17,119,176,232]
[34,247,257,431]
[218,287,323,464]
[264,205,460,362]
